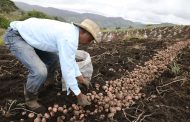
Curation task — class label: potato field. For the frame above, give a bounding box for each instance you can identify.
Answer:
[0,26,190,122]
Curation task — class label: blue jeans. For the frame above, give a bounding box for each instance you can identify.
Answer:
[3,28,58,94]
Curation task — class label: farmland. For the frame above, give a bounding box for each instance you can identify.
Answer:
[0,25,190,122]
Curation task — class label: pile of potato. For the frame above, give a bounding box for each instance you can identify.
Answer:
[85,40,190,120]
[26,40,190,121]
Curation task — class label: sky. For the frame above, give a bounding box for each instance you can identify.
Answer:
[11,0,190,25]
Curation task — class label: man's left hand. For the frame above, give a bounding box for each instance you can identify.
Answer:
[77,75,92,89]
[81,78,92,89]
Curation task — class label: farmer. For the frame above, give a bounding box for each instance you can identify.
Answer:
[3,17,101,112]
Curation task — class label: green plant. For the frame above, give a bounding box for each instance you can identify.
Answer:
[169,61,181,75]
[0,28,5,45]
[19,10,53,20]
[0,16,10,29]
[0,38,4,45]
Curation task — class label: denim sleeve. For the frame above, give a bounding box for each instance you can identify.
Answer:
[57,40,81,96]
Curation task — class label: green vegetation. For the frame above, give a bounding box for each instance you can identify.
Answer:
[169,61,181,75]
[0,0,57,46]
[0,38,4,45]
[0,28,5,45]
[0,0,17,13]
[0,16,10,29]
[0,0,18,45]
[19,10,57,21]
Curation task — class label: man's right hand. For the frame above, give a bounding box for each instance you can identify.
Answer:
[77,93,91,106]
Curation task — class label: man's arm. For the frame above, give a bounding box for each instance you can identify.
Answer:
[57,39,91,106]
[74,61,82,77]
[57,40,81,95]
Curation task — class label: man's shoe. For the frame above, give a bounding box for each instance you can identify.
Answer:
[25,99,46,113]
[24,87,46,113]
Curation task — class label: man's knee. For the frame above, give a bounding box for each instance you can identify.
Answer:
[26,66,48,93]
[35,66,48,81]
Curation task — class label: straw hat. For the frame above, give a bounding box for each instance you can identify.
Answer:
[74,19,101,43]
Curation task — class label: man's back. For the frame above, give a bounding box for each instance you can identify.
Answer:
[10,18,79,52]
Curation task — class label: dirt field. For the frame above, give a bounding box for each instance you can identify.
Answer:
[0,31,190,121]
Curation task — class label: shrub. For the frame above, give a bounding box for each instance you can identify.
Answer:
[0,16,10,29]
[19,10,53,20]
[0,38,4,45]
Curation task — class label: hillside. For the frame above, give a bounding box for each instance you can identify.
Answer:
[0,0,56,45]
[0,0,17,13]
[14,2,145,29]
[0,0,21,44]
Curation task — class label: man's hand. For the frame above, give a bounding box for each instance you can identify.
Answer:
[81,78,92,89]
[77,93,91,106]
[76,75,92,89]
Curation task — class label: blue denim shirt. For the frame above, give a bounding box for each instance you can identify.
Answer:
[10,18,81,95]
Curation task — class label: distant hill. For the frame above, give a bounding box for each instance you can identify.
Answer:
[14,2,145,29]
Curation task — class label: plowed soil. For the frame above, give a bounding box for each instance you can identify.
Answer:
[0,38,190,122]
